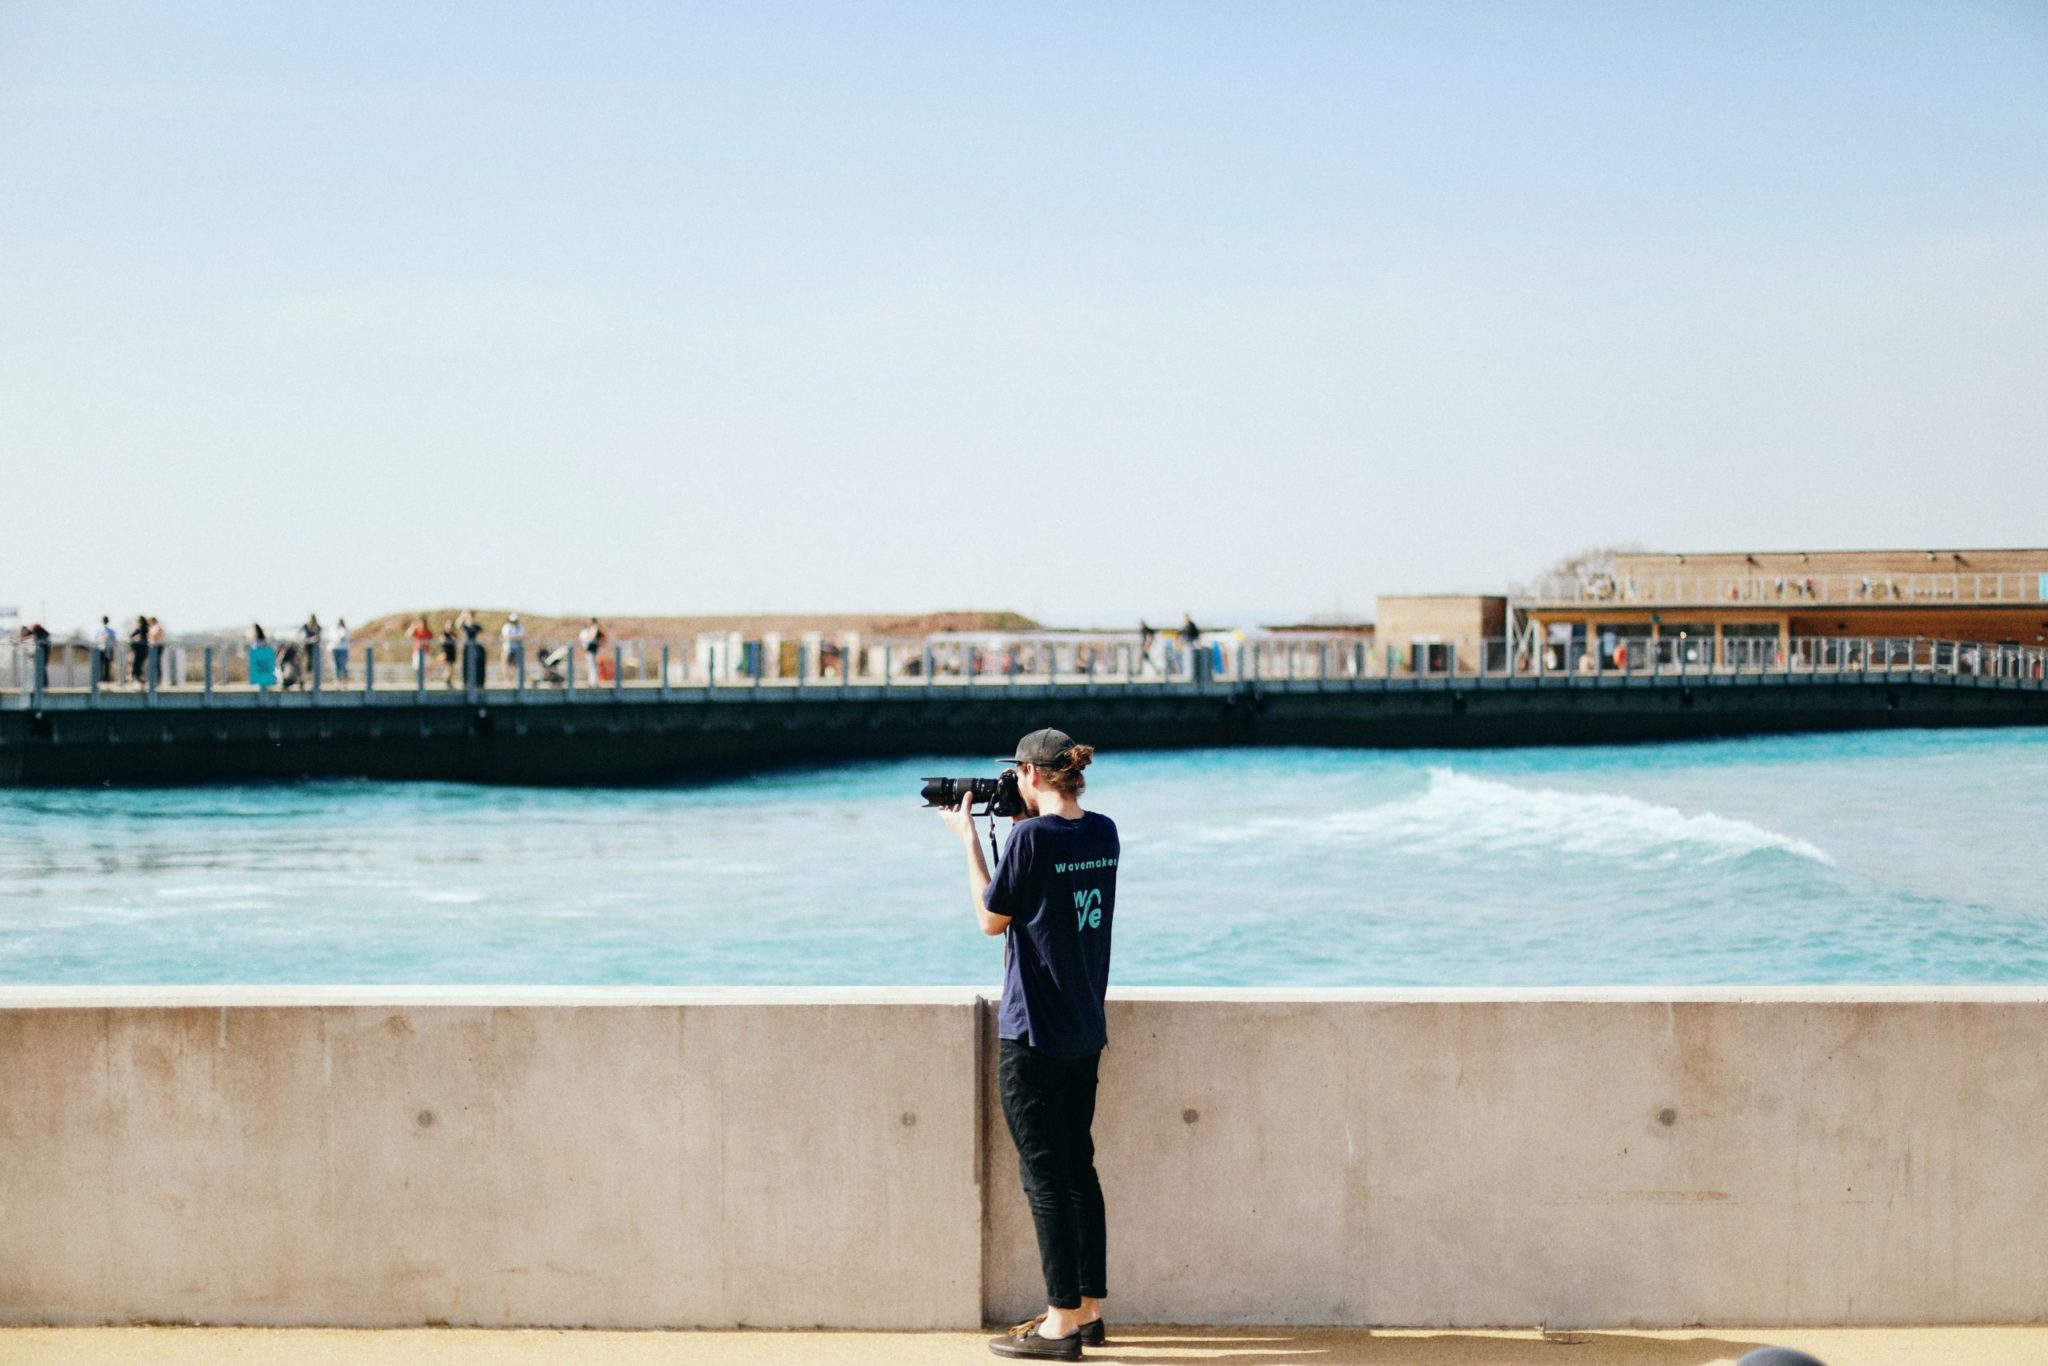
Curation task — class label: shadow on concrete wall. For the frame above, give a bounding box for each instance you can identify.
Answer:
[1097,1327,1778,1363]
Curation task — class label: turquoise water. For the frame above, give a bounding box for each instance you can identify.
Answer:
[2,729,2045,985]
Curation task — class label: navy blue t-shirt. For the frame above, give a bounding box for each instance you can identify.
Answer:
[983,811,1118,1058]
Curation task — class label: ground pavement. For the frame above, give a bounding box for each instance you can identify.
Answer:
[2,1326,2043,1365]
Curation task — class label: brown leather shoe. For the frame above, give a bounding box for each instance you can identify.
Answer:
[1079,1318,1106,1346]
[988,1314,1084,1360]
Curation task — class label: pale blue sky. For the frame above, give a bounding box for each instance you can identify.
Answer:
[3,3,2045,632]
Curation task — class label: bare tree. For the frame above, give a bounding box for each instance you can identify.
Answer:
[1511,542,1650,599]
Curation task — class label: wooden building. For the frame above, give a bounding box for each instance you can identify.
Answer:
[1514,548,2048,667]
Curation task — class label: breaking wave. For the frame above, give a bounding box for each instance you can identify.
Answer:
[1305,768,1834,866]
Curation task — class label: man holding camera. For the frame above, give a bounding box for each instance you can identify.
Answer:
[940,727,1118,1361]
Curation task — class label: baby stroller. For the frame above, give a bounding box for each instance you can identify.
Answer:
[535,644,570,687]
[276,640,307,690]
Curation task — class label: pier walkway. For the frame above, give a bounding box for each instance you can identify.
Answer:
[3,635,2044,785]
[4,1324,2041,1365]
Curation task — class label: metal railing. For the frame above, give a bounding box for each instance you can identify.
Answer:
[1516,633,2048,682]
[1525,571,2048,607]
[0,630,1292,698]
[5,631,2044,703]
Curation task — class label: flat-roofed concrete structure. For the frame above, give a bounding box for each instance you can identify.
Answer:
[1516,547,2048,670]
[1374,595,1507,674]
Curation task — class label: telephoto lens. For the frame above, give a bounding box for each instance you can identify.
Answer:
[920,772,1026,818]
[920,776,988,809]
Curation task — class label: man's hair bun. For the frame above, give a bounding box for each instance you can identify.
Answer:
[1040,742,1095,797]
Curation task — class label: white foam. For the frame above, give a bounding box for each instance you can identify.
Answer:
[1289,768,1834,866]
[155,884,277,900]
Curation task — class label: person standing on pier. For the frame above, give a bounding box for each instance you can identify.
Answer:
[302,615,322,685]
[458,610,485,689]
[407,616,433,679]
[145,616,166,688]
[580,617,607,685]
[501,613,524,679]
[126,615,149,687]
[331,618,351,684]
[19,623,52,692]
[93,616,115,684]
[940,728,1117,1361]
[438,620,458,688]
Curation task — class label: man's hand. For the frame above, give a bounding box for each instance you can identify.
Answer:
[938,792,979,844]
[940,793,1009,935]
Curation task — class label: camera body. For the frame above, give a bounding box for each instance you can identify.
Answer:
[921,770,1026,818]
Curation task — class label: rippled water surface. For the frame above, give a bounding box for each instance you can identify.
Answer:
[3,728,2045,984]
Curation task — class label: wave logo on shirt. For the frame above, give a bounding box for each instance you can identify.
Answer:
[1073,887,1104,930]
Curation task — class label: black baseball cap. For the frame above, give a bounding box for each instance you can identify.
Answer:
[1004,727,1078,766]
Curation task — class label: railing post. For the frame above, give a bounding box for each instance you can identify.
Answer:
[567,645,577,699]
[364,646,375,694]
[882,643,892,689]
[415,647,426,698]
[612,644,623,698]
[202,648,214,704]
[922,645,934,693]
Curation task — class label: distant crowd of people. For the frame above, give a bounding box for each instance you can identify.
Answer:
[90,616,169,688]
[1135,614,1203,676]
[244,615,353,690]
[10,614,176,691]
[19,609,1222,692]
[227,612,617,691]
[386,612,611,688]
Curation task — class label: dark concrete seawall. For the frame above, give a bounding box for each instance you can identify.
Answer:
[3,673,2045,786]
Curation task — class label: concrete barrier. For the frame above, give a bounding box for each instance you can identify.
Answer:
[3,987,2044,1328]
[985,989,2048,1328]
[0,988,985,1329]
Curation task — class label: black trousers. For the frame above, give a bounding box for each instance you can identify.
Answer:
[998,1038,1106,1310]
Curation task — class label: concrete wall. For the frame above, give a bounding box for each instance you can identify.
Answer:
[0,988,984,1330]
[4,988,2045,1329]
[8,673,2048,786]
[985,990,2048,1328]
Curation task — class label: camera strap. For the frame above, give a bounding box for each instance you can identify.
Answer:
[986,811,1000,871]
